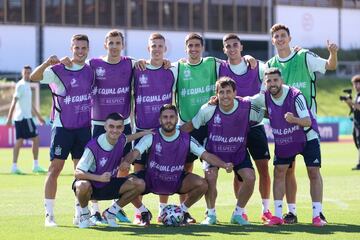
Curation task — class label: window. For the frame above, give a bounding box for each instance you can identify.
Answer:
[7,0,22,23]
[98,0,111,26]
[177,1,189,30]
[0,0,4,22]
[162,1,174,29]
[65,0,79,25]
[114,0,126,26]
[82,0,95,25]
[192,0,203,30]
[208,1,220,31]
[250,6,262,33]
[237,5,248,32]
[24,0,37,23]
[46,0,62,24]
[147,0,159,28]
[221,0,234,31]
[130,0,143,28]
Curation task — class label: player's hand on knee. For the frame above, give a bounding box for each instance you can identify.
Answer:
[224,163,234,173]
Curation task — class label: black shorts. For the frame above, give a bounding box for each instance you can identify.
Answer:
[274,139,321,167]
[202,151,253,182]
[50,126,91,160]
[14,118,38,140]
[186,125,208,163]
[92,123,132,156]
[134,170,188,195]
[247,125,270,160]
[72,177,128,200]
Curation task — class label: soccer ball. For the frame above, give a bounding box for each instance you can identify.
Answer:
[159,204,184,226]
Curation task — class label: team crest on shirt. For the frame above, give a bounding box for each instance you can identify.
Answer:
[139,74,149,85]
[213,114,221,126]
[96,67,106,79]
[155,143,162,154]
[183,68,191,79]
[99,157,108,167]
[55,145,62,156]
[70,78,79,87]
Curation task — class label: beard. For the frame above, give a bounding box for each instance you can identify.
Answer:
[270,86,281,96]
[162,123,176,133]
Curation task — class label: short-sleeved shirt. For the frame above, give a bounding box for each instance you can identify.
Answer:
[249,85,318,141]
[191,99,264,129]
[76,133,127,173]
[13,79,33,121]
[134,128,205,158]
[40,64,86,128]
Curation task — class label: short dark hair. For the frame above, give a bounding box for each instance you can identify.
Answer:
[223,33,241,44]
[216,77,236,93]
[264,67,282,77]
[23,65,32,70]
[185,33,204,46]
[270,23,290,36]
[160,104,178,115]
[351,74,360,83]
[105,112,124,122]
[71,34,89,46]
[105,29,124,44]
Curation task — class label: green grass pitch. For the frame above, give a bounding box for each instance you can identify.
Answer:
[0,141,360,240]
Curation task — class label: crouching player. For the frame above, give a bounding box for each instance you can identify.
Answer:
[72,113,152,228]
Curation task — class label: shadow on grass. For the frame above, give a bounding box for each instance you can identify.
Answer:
[60,222,360,237]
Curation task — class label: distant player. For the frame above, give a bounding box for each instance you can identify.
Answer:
[219,33,272,222]
[267,23,338,224]
[30,34,94,227]
[6,65,46,174]
[72,113,152,228]
[181,77,264,225]
[120,104,233,226]
[251,68,327,227]
[132,33,177,223]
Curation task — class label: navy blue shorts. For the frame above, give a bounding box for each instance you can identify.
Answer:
[72,177,128,200]
[14,118,38,140]
[202,151,253,182]
[134,170,188,195]
[92,123,132,156]
[274,139,321,167]
[50,126,91,160]
[186,125,208,163]
[247,125,271,160]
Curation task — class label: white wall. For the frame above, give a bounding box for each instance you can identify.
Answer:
[341,9,360,49]
[275,5,339,49]
[0,25,36,72]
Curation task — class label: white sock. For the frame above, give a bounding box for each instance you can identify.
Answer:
[180,203,188,213]
[288,203,296,215]
[91,201,100,214]
[75,199,81,218]
[262,199,270,213]
[45,199,55,216]
[159,203,167,215]
[134,207,141,215]
[108,202,121,215]
[234,206,245,216]
[33,159,39,168]
[137,204,148,213]
[274,200,283,218]
[312,202,322,218]
[81,207,90,215]
[207,208,216,216]
[12,163,17,170]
